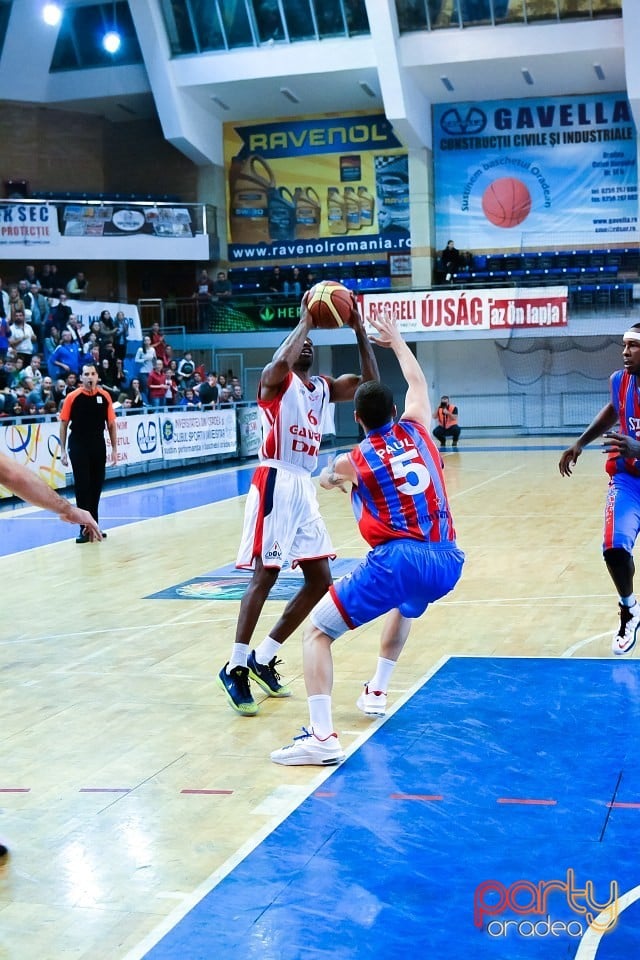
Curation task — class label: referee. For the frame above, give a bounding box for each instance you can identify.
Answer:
[59,361,117,543]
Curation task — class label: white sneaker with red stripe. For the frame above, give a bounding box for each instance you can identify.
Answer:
[612,603,640,656]
[270,727,345,766]
[356,683,387,717]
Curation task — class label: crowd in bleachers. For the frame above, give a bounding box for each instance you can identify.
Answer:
[0,264,244,420]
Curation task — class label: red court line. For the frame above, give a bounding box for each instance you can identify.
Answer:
[181,789,234,795]
[608,801,640,809]
[314,791,336,798]
[0,788,30,793]
[497,797,557,805]
[390,793,444,801]
[79,788,131,793]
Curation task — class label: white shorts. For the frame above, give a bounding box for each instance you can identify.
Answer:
[236,462,335,570]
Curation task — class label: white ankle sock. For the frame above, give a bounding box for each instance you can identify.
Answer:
[308,694,333,739]
[369,657,396,693]
[228,644,248,671]
[254,635,282,665]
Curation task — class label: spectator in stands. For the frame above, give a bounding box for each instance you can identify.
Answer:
[98,357,124,401]
[177,351,196,387]
[147,358,169,408]
[219,386,231,404]
[48,329,82,380]
[179,387,200,410]
[23,265,40,288]
[127,378,145,410]
[197,371,219,408]
[9,309,37,365]
[43,264,64,298]
[24,355,43,388]
[149,322,170,366]
[7,285,25,319]
[113,311,129,363]
[217,373,227,391]
[45,294,71,335]
[441,240,463,283]
[43,325,60,364]
[0,312,10,361]
[303,270,317,292]
[65,314,84,347]
[134,335,156,400]
[266,266,284,295]
[284,266,302,297]
[213,269,233,303]
[433,395,461,449]
[24,284,48,350]
[98,310,116,350]
[194,269,215,328]
[51,378,68,410]
[230,383,244,403]
[0,277,10,318]
[27,375,56,410]
[66,271,89,299]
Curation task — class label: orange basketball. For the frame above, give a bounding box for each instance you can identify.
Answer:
[306,281,353,328]
[482,177,532,228]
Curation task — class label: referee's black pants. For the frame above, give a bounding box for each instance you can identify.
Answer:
[69,439,106,525]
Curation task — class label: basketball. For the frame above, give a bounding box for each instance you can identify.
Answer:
[306,280,353,328]
[481,177,532,228]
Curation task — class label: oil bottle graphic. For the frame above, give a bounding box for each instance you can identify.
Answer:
[357,186,375,228]
[343,186,361,231]
[293,187,321,239]
[229,153,275,244]
[327,187,347,235]
[268,186,296,241]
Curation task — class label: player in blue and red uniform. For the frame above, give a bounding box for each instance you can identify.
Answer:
[560,323,640,656]
[272,311,465,766]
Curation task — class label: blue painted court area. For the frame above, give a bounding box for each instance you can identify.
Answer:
[140,657,640,960]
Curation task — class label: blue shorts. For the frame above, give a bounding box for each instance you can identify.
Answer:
[603,472,640,554]
[313,539,464,639]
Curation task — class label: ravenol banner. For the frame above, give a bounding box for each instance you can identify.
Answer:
[224,112,410,264]
[433,93,638,252]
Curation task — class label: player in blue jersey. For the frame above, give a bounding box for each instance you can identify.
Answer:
[560,322,640,657]
[271,312,465,765]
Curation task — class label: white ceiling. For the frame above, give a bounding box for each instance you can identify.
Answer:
[0,3,629,157]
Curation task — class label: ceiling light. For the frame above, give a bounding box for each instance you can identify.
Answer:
[103,30,122,54]
[280,87,300,104]
[359,81,377,98]
[521,68,534,85]
[440,76,454,92]
[593,63,606,80]
[42,3,62,26]
[211,96,230,111]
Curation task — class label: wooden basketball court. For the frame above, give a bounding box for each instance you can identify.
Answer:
[0,437,630,958]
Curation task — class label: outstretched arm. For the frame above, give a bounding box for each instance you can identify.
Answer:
[558,402,617,476]
[0,452,102,539]
[260,295,314,400]
[330,296,380,402]
[367,313,431,426]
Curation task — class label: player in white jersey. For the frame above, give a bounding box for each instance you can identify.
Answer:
[218,292,379,715]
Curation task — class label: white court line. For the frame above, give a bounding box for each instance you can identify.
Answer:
[574,883,640,959]
[562,632,612,658]
[120,656,450,960]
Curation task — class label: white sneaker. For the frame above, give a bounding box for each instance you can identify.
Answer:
[612,603,640,656]
[270,727,345,766]
[356,683,387,717]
